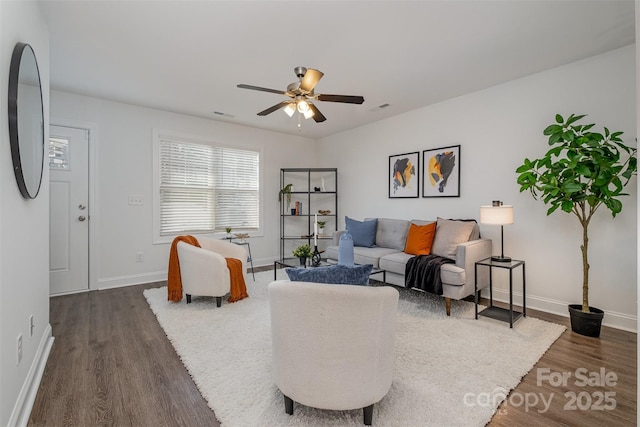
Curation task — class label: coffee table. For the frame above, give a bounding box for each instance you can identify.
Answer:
[274,258,386,284]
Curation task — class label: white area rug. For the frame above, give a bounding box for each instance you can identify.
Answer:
[144,270,565,426]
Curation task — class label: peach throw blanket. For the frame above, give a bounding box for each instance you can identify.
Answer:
[167,235,248,303]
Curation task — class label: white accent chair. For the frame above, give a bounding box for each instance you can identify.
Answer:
[177,238,247,306]
[268,280,399,425]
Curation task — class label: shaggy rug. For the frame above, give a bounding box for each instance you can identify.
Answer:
[143,270,565,426]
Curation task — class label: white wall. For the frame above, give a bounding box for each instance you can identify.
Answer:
[0,1,51,425]
[319,45,637,331]
[50,91,317,289]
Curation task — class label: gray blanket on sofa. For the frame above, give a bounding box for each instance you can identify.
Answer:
[405,254,455,295]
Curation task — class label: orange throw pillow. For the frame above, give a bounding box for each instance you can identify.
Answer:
[404,222,436,255]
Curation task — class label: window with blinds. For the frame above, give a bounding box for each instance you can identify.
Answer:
[158,138,260,236]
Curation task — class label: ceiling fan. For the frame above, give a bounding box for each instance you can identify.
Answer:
[237,66,364,123]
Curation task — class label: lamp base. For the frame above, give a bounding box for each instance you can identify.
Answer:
[491,255,512,263]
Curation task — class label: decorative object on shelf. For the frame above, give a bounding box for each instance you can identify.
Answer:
[318,209,331,215]
[225,227,232,239]
[316,220,326,237]
[314,186,321,192]
[321,177,326,191]
[480,201,514,262]
[423,145,460,197]
[338,230,354,266]
[234,233,249,242]
[292,243,312,266]
[279,183,293,210]
[389,152,419,198]
[311,245,322,266]
[516,113,637,337]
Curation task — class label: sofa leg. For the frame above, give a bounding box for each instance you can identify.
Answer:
[216,297,222,307]
[186,294,191,304]
[445,297,451,316]
[363,404,373,425]
[283,394,294,415]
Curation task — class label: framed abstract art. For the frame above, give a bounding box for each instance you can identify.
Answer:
[389,152,419,198]
[422,145,460,197]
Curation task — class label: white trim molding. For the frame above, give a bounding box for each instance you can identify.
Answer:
[8,324,54,427]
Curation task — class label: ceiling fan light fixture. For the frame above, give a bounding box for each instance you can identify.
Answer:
[283,102,296,117]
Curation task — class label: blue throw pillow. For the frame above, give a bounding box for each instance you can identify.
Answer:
[285,264,374,286]
[345,216,378,247]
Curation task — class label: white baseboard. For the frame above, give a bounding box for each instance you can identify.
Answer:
[485,288,637,333]
[8,324,54,427]
[96,271,166,290]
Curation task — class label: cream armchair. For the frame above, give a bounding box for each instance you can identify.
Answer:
[177,238,248,306]
[269,280,399,425]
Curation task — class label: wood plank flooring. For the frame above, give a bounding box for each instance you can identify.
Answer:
[29,274,636,426]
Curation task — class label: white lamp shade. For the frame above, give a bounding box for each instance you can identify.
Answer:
[480,205,514,225]
[303,108,315,119]
[283,103,296,117]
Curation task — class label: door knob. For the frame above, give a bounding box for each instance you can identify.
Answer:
[78,215,86,222]
[78,204,86,210]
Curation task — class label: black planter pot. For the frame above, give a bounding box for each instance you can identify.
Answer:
[568,304,604,338]
[298,257,307,266]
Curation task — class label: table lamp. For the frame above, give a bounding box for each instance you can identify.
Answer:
[480,201,514,262]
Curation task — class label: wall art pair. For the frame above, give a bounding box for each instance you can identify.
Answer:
[388,145,460,198]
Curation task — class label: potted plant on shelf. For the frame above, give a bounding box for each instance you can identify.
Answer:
[516,114,637,337]
[317,220,326,237]
[292,243,312,266]
[278,183,293,210]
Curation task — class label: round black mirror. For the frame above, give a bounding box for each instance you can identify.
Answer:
[8,42,44,199]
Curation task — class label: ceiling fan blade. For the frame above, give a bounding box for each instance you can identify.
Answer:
[300,69,324,93]
[237,84,287,95]
[257,101,291,116]
[316,94,365,104]
[309,103,326,123]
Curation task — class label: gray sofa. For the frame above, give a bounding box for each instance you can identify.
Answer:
[324,217,492,315]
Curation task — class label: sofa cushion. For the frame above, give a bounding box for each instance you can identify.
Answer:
[404,222,436,255]
[431,218,476,260]
[440,263,466,286]
[379,251,414,275]
[372,218,410,251]
[285,264,374,286]
[346,217,378,247]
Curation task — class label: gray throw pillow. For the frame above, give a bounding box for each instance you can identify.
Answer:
[431,218,476,260]
[285,264,374,286]
[345,216,377,247]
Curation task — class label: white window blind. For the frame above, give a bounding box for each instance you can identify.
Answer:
[159,138,259,236]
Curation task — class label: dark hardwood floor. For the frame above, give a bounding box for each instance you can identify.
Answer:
[29,272,636,426]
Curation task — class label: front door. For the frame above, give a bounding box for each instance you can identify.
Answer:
[49,125,89,295]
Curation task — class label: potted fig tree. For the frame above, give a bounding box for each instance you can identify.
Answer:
[516,114,636,337]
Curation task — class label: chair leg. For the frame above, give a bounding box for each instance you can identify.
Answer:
[216,296,222,307]
[445,297,451,316]
[363,404,373,425]
[284,394,294,415]
[186,294,191,304]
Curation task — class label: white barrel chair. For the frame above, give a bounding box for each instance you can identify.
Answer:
[269,280,398,425]
[177,238,247,306]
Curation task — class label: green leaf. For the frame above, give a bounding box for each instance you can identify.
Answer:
[561,201,574,213]
[566,114,586,126]
[555,114,564,124]
[561,182,582,193]
[544,124,563,136]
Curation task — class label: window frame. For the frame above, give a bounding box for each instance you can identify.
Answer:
[152,129,263,244]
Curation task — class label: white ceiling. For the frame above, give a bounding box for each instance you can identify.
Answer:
[40,0,635,139]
